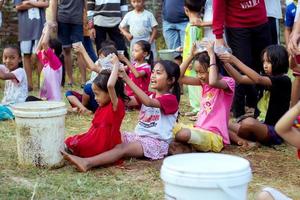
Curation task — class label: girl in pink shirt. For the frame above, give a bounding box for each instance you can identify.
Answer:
[119,40,153,98]
[173,41,235,152]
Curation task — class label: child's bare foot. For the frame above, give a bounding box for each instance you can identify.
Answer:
[78,107,93,115]
[168,141,192,155]
[237,139,260,151]
[67,107,78,113]
[60,150,90,172]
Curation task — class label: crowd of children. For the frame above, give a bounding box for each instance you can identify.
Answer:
[1,0,300,199]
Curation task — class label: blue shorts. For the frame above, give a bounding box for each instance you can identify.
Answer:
[65,83,98,112]
[58,22,83,48]
[266,125,283,145]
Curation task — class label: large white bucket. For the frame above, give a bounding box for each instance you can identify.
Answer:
[12,101,67,168]
[160,153,252,200]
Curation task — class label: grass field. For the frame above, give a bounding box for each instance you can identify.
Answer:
[0,73,300,200]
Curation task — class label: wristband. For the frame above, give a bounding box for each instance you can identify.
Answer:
[209,63,216,67]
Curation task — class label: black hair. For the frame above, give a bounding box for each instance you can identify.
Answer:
[100,40,117,49]
[93,69,130,102]
[194,51,222,72]
[135,40,154,69]
[184,0,206,13]
[3,44,22,68]
[98,46,118,57]
[261,45,289,76]
[156,60,181,102]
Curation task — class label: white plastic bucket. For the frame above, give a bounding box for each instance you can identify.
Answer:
[160,153,252,200]
[12,101,67,168]
[158,49,176,61]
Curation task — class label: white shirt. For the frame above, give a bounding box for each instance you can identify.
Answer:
[0,65,28,105]
[265,0,283,19]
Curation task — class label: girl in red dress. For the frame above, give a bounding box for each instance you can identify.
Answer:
[64,54,129,157]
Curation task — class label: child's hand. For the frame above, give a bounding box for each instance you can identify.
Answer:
[118,66,128,80]
[218,53,235,64]
[110,53,120,65]
[72,42,85,54]
[124,32,133,41]
[118,53,129,63]
[191,42,199,57]
[205,41,215,57]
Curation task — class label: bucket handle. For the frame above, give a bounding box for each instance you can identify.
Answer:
[217,183,241,200]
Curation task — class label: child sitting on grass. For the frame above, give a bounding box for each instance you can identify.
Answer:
[170,41,235,153]
[64,54,129,157]
[66,44,118,114]
[0,45,28,120]
[61,60,180,172]
[219,45,291,149]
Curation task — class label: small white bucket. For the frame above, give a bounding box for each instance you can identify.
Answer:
[160,153,252,200]
[158,49,176,61]
[12,101,67,168]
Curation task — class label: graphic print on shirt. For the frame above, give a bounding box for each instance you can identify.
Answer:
[138,107,160,129]
[202,92,214,115]
[240,0,260,9]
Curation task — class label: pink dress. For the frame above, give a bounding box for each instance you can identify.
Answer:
[194,77,235,144]
[37,48,62,101]
[125,62,151,96]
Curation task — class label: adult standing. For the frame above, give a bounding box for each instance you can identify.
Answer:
[50,0,85,86]
[265,0,283,44]
[213,0,271,119]
[162,0,188,60]
[14,0,48,91]
[87,0,128,52]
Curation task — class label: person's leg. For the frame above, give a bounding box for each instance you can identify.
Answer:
[226,27,253,118]
[267,17,278,45]
[82,36,98,62]
[61,142,144,172]
[20,41,34,91]
[257,187,292,200]
[177,21,188,48]
[108,25,127,51]
[238,117,269,143]
[65,91,91,114]
[83,83,98,112]
[291,76,300,107]
[162,20,180,49]
[58,22,73,85]
[94,25,107,52]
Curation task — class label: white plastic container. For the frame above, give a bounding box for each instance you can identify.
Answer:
[160,153,252,200]
[12,101,67,168]
[158,49,176,61]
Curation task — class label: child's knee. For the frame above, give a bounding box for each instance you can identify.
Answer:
[175,128,191,142]
[240,117,257,128]
[65,90,73,98]
[256,191,274,200]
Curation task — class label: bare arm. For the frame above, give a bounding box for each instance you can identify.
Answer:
[275,101,300,148]
[119,68,161,108]
[73,43,100,73]
[29,0,49,8]
[219,53,272,86]
[149,26,158,44]
[118,54,145,78]
[0,70,17,80]
[107,55,120,111]
[206,42,229,90]
[15,1,34,11]
[284,27,292,47]
[223,63,254,84]
[119,26,133,41]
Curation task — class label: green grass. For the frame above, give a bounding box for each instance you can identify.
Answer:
[1,71,300,199]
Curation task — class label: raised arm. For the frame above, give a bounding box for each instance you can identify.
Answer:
[36,25,50,52]
[179,43,202,86]
[206,42,229,90]
[118,54,145,78]
[73,43,100,73]
[220,53,271,86]
[275,101,300,148]
[119,67,161,108]
[107,54,120,111]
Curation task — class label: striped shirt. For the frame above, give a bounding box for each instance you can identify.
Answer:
[87,0,128,27]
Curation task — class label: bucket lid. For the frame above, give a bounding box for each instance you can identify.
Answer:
[12,101,67,118]
[161,153,252,188]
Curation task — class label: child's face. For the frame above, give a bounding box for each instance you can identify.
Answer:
[2,48,21,71]
[262,52,272,75]
[194,61,209,83]
[131,0,144,11]
[132,44,147,62]
[92,83,111,107]
[150,63,172,91]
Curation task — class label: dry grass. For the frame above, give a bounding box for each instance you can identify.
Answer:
[0,76,300,199]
